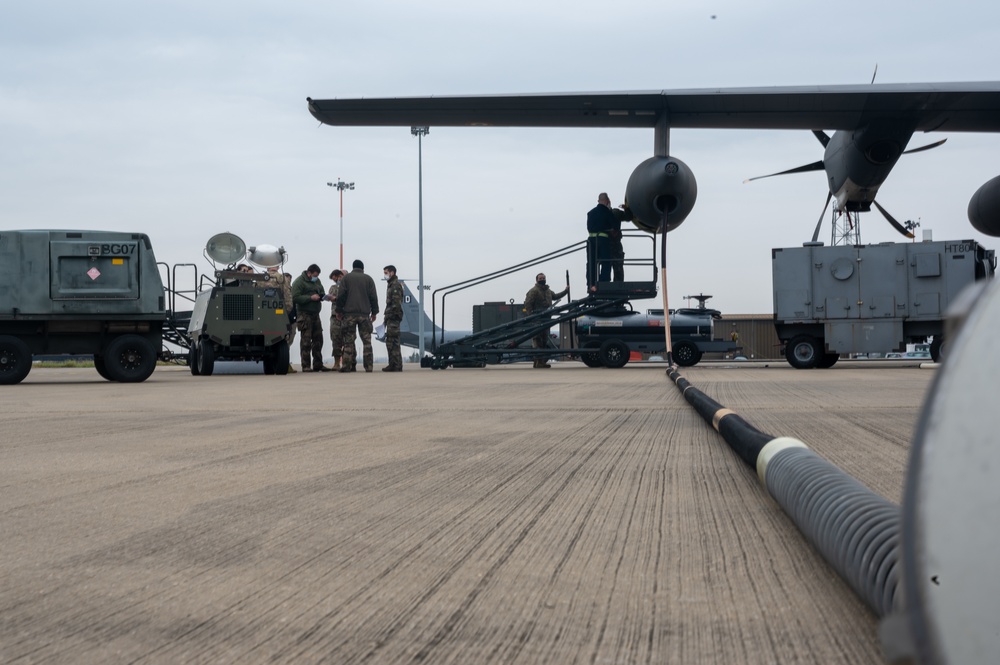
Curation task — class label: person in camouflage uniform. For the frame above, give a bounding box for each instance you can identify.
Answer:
[291,264,329,372]
[260,266,295,372]
[327,269,345,370]
[381,265,404,372]
[335,259,379,373]
[283,272,298,369]
[523,272,569,368]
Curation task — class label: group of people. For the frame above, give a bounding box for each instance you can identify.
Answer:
[247,259,405,374]
[242,191,629,373]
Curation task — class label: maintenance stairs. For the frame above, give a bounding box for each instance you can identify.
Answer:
[157,262,201,361]
[423,281,658,369]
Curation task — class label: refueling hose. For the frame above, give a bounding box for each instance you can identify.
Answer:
[667,367,901,617]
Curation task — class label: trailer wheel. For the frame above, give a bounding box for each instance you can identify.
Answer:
[272,340,289,375]
[103,335,157,383]
[93,354,112,381]
[817,353,840,369]
[580,342,603,368]
[786,335,821,369]
[930,337,944,363]
[0,335,32,385]
[673,341,703,367]
[599,339,630,368]
[196,339,215,376]
[188,346,201,376]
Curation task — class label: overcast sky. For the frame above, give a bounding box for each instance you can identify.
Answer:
[3,1,999,347]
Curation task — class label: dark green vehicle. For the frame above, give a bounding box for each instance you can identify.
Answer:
[0,230,166,384]
[185,233,291,376]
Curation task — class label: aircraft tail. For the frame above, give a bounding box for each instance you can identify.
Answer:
[399,281,435,336]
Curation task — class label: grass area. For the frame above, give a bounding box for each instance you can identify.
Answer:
[33,360,179,368]
[34,360,95,368]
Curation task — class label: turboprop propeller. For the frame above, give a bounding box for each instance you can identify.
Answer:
[745,129,947,242]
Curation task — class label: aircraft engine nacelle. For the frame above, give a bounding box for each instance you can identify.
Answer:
[968,175,1000,237]
[625,156,698,233]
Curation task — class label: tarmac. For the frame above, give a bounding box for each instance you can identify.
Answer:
[0,360,933,664]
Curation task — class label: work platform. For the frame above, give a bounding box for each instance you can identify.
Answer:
[0,362,926,663]
[424,281,659,369]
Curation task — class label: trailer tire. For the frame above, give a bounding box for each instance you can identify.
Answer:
[0,335,32,385]
[103,335,157,383]
[196,339,215,376]
[817,353,840,369]
[580,342,604,368]
[188,346,201,376]
[599,339,630,368]
[930,337,944,363]
[786,335,821,369]
[93,354,112,381]
[673,341,703,367]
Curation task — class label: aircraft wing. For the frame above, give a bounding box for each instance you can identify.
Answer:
[307,82,1000,132]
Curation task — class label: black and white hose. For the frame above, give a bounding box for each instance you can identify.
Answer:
[667,367,901,617]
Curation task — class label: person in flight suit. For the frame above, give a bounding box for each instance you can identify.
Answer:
[607,200,634,282]
[586,192,614,288]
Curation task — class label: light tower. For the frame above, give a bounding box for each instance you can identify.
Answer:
[326,179,354,270]
[411,126,429,359]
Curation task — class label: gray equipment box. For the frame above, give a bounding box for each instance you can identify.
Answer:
[772,239,995,368]
[473,301,527,332]
[0,230,166,384]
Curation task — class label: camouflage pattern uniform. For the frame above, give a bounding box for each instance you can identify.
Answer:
[291,271,326,371]
[259,269,295,370]
[335,265,379,372]
[523,280,569,368]
[327,280,344,368]
[383,275,404,371]
[341,314,374,371]
[284,273,297,349]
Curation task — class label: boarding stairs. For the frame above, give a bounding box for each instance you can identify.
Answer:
[422,235,659,369]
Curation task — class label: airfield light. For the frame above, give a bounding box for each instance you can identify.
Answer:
[411,127,429,359]
[326,179,355,270]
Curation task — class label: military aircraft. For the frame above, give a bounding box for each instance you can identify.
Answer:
[307,82,1000,239]
[374,280,470,350]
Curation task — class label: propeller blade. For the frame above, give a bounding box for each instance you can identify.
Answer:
[812,130,831,148]
[743,160,825,184]
[812,191,832,243]
[902,137,948,154]
[872,200,915,238]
